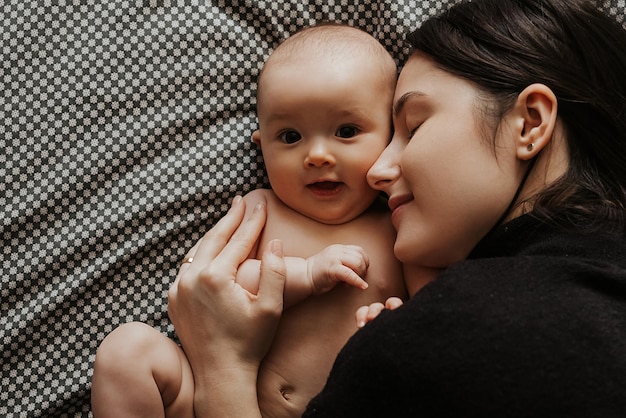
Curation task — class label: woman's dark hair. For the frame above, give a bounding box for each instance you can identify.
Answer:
[407,0,626,232]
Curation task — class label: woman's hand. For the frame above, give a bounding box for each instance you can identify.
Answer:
[167,196,286,417]
[355,297,404,328]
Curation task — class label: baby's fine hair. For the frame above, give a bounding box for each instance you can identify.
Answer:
[256,23,397,101]
[271,23,392,64]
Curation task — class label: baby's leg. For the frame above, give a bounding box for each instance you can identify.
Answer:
[91,322,195,418]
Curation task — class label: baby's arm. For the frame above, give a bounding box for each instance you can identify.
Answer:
[237,244,369,308]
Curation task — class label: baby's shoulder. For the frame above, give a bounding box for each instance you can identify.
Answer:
[242,188,278,215]
[242,188,272,204]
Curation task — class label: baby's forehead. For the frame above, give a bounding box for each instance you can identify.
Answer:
[256,26,397,108]
[257,52,393,107]
[259,43,394,91]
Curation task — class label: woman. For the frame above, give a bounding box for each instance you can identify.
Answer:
[167,0,626,416]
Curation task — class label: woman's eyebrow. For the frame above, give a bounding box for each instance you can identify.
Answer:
[393,91,427,117]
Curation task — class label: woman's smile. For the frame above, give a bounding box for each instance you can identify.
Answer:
[388,194,414,226]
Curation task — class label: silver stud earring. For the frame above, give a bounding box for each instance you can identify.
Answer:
[527,143,534,152]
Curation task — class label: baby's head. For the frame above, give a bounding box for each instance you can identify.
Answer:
[253,24,397,224]
[256,24,397,115]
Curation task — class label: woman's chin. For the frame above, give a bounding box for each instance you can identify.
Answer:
[393,241,413,264]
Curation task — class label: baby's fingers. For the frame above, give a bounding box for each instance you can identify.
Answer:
[355,302,385,328]
[342,245,370,276]
[337,268,368,290]
[385,297,404,310]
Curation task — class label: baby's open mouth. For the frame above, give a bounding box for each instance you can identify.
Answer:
[307,181,343,195]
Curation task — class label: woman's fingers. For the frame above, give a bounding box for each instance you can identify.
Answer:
[185,195,247,274]
[206,201,267,283]
[174,239,201,280]
[252,240,287,348]
[169,196,260,312]
[170,196,246,293]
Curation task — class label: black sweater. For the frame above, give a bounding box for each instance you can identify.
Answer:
[304,214,626,417]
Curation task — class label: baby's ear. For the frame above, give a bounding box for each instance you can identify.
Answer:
[252,129,262,147]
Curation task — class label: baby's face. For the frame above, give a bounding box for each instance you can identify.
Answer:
[254,53,394,224]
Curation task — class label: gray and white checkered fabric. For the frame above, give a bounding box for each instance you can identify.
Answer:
[1,1,624,416]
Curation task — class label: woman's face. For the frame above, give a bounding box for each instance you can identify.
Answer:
[367,52,523,270]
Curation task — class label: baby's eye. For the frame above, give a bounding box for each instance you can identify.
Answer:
[280,130,302,144]
[336,126,357,138]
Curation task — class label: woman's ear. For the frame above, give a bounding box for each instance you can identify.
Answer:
[512,83,558,160]
[252,130,262,147]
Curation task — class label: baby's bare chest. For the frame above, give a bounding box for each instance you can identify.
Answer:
[257,203,378,258]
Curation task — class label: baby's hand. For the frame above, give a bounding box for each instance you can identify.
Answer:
[355,297,404,328]
[308,244,369,295]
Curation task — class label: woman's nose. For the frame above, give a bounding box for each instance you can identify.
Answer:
[304,141,336,167]
[367,138,402,191]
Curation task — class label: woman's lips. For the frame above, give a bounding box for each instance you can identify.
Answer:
[388,194,413,224]
[388,194,413,212]
[307,181,344,196]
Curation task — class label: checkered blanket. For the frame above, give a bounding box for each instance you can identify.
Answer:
[1,1,624,416]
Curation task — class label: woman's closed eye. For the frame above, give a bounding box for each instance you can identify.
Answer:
[406,119,425,139]
[409,125,421,139]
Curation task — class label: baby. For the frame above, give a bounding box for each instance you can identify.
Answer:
[92,23,407,418]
